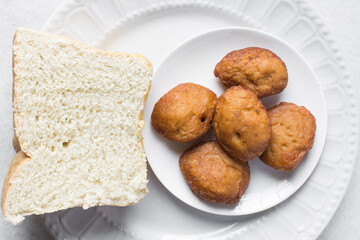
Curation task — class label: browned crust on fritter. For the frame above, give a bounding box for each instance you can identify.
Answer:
[213,86,271,162]
[259,102,316,171]
[151,83,217,142]
[214,47,288,98]
[179,141,250,204]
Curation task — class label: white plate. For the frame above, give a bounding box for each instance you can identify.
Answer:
[143,26,327,215]
[38,0,358,239]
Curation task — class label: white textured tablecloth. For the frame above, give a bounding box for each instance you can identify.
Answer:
[0,0,358,239]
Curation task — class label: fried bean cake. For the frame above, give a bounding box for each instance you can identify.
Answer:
[151,83,217,142]
[179,141,250,204]
[214,47,288,98]
[213,86,272,162]
[259,102,316,171]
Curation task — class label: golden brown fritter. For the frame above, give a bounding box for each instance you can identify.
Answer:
[259,102,316,171]
[151,83,217,142]
[179,141,250,204]
[214,47,288,98]
[213,86,271,162]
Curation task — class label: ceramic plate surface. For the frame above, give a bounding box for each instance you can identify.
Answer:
[37,0,358,239]
[143,27,327,215]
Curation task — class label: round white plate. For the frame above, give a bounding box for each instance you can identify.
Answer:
[143,26,327,215]
[39,0,358,239]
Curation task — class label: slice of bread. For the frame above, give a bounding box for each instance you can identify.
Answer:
[2,28,153,225]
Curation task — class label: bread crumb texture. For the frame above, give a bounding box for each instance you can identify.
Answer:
[3,28,153,224]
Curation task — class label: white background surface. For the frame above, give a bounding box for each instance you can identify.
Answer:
[0,0,358,239]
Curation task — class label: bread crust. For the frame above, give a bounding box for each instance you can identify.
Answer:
[13,30,34,158]
[12,135,20,153]
[2,30,29,224]
[12,31,21,155]
[1,151,31,224]
[179,141,250,204]
[135,52,153,198]
[259,102,316,171]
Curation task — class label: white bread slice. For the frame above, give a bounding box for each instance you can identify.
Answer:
[2,28,153,225]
